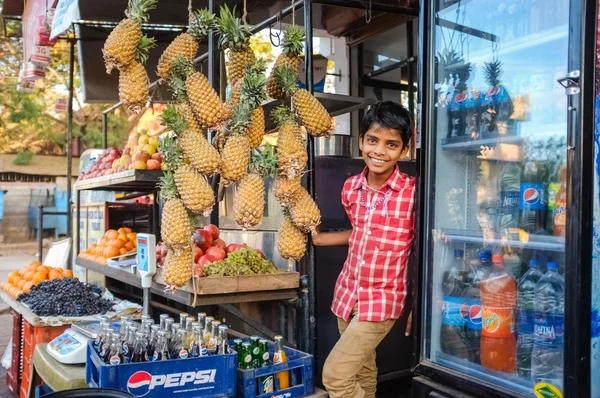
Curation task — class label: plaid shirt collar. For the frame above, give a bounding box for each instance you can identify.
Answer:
[350,165,407,193]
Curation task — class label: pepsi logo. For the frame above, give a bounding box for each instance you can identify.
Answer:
[454,93,467,103]
[460,303,470,321]
[469,304,482,324]
[127,371,152,397]
[486,87,500,97]
[523,188,540,205]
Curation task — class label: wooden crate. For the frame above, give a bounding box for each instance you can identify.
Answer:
[6,309,22,396]
[154,268,299,295]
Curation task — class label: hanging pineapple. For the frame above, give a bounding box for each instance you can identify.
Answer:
[216,5,256,82]
[240,60,268,148]
[274,175,302,206]
[233,145,278,229]
[118,60,150,113]
[160,134,215,216]
[161,104,220,176]
[103,0,158,73]
[157,9,217,80]
[272,105,307,179]
[274,64,332,137]
[223,59,267,122]
[164,246,193,288]
[220,103,252,184]
[170,55,225,129]
[158,173,192,248]
[288,186,321,234]
[267,25,305,99]
[277,215,307,262]
[222,79,243,121]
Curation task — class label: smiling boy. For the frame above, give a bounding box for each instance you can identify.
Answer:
[312,101,416,398]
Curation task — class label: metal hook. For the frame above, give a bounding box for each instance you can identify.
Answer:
[269,12,281,47]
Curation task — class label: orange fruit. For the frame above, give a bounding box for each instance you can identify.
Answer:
[36,265,49,275]
[63,270,74,278]
[8,271,19,284]
[17,280,26,290]
[99,238,108,247]
[119,248,127,255]
[24,271,35,281]
[113,239,126,249]
[4,283,14,292]
[0,282,6,291]
[23,281,33,293]
[106,247,120,258]
[8,287,18,297]
[127,232,137,242]
[18,268,27,276]
[12,276,22,287]
[29,261,41,267]
[48,270,62,280]
[13,289,23,299]
[117,233,128,242]
[118,227,131,234]
[105,230,118,240]
[32,272,46,285]
[124,241,134,251]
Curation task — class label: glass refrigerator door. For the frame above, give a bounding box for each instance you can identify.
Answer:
[423,0,569,396]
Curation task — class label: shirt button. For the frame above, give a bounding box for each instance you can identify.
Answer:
[359,287,364,291]
[361,260,365,265]
[367,230,372,235]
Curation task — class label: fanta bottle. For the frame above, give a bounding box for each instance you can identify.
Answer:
[480,254,517,373]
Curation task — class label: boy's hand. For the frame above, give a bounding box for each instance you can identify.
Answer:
[404,310,412,336]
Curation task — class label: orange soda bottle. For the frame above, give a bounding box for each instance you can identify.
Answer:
[273,335,289,389]
[553,165,567,237]
[480,254,517,373]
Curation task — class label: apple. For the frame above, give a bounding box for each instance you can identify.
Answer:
[133,151,150,163]
[129,160,147,170]
[226,243,242,254]
[198,254,217,267]
[138,135,150,146]
[193,246,204,263]
[123,148,131,155]
[151,153,163,162]
[206,246,226,261]
[213,238,226,250]
[146,159,161,170]
[193,263,205,278]
[203,224,220,240]
[255,249,266,259]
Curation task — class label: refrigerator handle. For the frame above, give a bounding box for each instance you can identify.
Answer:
[557,70,580,150]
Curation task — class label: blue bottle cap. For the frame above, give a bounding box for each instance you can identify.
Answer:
[480,251,491,262]
[528,259,539,268]
[454,249,464,258]
[547,262,558,270]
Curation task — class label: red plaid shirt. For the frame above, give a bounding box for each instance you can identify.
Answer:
[331,165,416,322]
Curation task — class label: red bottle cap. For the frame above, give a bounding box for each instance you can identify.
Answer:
[491,254,504,263]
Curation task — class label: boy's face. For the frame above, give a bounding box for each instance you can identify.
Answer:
[359,124,408,177]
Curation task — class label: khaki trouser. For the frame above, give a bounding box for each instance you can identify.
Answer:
[322,306,396,398]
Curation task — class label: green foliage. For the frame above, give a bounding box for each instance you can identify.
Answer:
[13,150,34,165]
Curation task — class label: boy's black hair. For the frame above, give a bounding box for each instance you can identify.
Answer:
[360,101,414,149]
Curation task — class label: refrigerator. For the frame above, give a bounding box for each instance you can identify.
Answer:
[414,0,599,397]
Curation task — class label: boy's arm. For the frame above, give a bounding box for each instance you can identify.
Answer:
[311,228,352,247]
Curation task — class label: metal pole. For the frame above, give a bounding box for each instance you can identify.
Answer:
[304,0,316,357]
[208,0,220,227]
[312,0,418,15]
[102,112,108,149]
[75,190,80,256]
[279,302,288,339]
[66,38,75,240]
[143,288,150,316]
[37,205,44,262]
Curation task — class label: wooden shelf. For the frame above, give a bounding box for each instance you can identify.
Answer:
[75,257,299,307]
[74,169,163,192]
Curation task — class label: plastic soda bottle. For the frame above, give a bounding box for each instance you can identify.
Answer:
[440,249,468,359]
[519,141,548,234]
[480,254,517,372]
[259,339,274,393]
[462,252,485,363]
[553,165,567,237]
[273,335,289,389]
[497,162,521,234]
[516,259,544,377]
[531,261,564,390]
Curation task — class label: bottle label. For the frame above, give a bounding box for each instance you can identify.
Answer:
[534,314,564,347]
[179,349,189,359]
[482,306,515,338]
[466,298,482,331]
[122,343,128,356]
[262,352,269,361]
[253,347,260,355]
[500,191,520,210]
[547,183,561,211]
[109,355,121,365]
[520,183,547,211]
[553,206,566,227]
[273,352,282,364]
[518,309,536,335]
[442,296,467,326]
[262,375,274,393]
[244,354,252,363]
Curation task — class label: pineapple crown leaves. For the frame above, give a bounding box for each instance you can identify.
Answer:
[160,104,188,135]
[158,133,185,171]
[230,102,253,136]
[171,55,196,80]
[136,34,157,64]
[240,61,268,109]
[217,4,252,51]
[483,60,503,87]
[158,171,180,201]
[272,64,298,97]
[168,75,188,102]
[188,9,218,40]
[282,25,306,56]
[249,144,279,177]
[271,105,298,127]
[125,0,158,24]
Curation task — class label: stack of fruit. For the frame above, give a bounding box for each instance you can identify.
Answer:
[78,228,138,264]
[79,147,122,180]
[103,0,157,113]
[114,130,165,171]
[1,261,73,299]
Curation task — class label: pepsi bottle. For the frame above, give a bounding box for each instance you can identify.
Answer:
[440,249,469,359]
[497,162,521,237]
[462,252,486,363]
[519,142,548,234]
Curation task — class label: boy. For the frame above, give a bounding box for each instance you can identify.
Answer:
[312,101,415,398]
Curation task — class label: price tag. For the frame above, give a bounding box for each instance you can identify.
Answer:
[30,46,51,66]
[55,98,68,113]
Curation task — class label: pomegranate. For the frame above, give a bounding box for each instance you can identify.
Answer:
[206,246,226,261]
[203,224,220,240]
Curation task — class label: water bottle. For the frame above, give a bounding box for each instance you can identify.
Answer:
[497,162,521,235]
[531,261,564,390]
[516,259,543,378]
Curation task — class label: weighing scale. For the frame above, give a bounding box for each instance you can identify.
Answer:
[136,233,156,316]
[46,321,121,364]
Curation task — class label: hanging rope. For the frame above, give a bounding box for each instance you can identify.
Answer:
[188,0,193,23]
[242,0,248,23]
[291,0,295,26]
[364,0,372,24]
[269,3,282,47]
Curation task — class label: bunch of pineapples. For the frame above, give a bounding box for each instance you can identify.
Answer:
[217,5,256,82]
[267,25,306,100]
[103,0,157,113]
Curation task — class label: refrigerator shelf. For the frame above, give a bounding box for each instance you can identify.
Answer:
[441,134,523,151]
[439,229,565,252]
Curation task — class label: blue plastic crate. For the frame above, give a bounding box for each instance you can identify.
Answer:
[86,341,237,398]
[235,341,314,398]
[35,384,53,398]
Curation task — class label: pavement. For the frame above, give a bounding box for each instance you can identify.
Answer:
[0,251,37,398]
